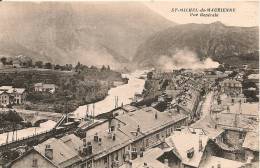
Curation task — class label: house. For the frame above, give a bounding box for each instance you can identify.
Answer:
[9,107,188,168]
[12,59,22,68]
[0,90,10,107]
[248,74,259,87]
[221,79,242,96]
[0,86,26,106]
[242,130,259,163]
[159,129,246,168]
[199,155,245,168]
[8,136,83,168]
[119,148,169,168]
[34,83,57,93]
[171,89,201,122]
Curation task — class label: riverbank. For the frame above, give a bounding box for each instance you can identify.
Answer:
[1,67,125,113]
[73,71,145,119]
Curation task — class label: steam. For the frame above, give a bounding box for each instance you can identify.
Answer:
[157,50,219,70]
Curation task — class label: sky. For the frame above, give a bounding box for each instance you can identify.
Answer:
[2,0,259,27]
[144,1,259,27]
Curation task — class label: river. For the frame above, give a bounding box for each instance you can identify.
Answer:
[0,71,145,144]
[73,70,146,119]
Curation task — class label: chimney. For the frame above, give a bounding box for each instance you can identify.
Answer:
[94,133,98,142]
[83,138,87,147]
[199,138,203,152]
[137,125,140,132]
[112,133,116,141]
[98,138,102,145]
[87,142,92,155]
[126,161,132,168]
[45,144,53,160]
[164,159,169,167]
[155,112,158,119]
[217,161,221,168]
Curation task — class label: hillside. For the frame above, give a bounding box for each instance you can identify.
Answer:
[133,22,259,69]
[0,2,175,69]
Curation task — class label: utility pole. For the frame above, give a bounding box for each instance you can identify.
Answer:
[6,132,9,144]
[92,103,95,123]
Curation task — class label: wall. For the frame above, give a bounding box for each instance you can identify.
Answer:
[11,151,56,168]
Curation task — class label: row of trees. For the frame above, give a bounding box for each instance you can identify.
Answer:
[1,56,113,73]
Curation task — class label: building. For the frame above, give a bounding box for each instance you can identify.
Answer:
[171,88,201,122]
[0,90,10,106]
[158,129,246,168]
[0,86,26,106]
[221,79,242,96]
[9,135,83,168]
[34,83,57,93]
[247,74,259,88]
[242,130,259,164]
[9,107,188,168]
[119,148,169,168]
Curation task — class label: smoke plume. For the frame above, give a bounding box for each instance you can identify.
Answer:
[158,50,219,70]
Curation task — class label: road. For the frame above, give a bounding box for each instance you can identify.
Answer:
[191,91,214,126]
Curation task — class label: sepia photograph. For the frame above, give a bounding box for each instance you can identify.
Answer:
[0,1,259,168]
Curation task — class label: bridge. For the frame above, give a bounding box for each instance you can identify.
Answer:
[14,109,63,126]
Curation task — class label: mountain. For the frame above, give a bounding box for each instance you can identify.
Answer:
[0,2,175,68]
[133,22,259,69]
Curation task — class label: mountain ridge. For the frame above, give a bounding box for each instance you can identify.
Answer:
[0,2,176,68]
[133,22,259,69]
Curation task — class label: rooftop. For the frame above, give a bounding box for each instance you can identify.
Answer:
[34,137,81,167]
[222,102,259,116]
[242,131,259,152]
[116,107,187,138]
[248,74,259,80]
[0,86,25,94]
[84,129,132,159]
[165,130,209,168]
[119,148,168,168]
[199,155,245,168]
[191,114,224,140]
[217,112,258,131]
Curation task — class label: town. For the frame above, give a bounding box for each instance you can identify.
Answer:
[0,55,258,168]
[0,2,259,168]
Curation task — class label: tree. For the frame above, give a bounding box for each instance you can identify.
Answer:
[75,62,81,72]
[44,62,52,69]
[54,64,61,70]
[101,65,107,71]
[147,72,153,80]
[35,61,43,68]
[0,57,7,65]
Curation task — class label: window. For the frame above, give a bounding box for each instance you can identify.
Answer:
[156,134,160,140]
[145,139,149,147]
[104,157,107,163]
[80,163,86,168]
[87,161,92,168]
[32,159,38,167]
